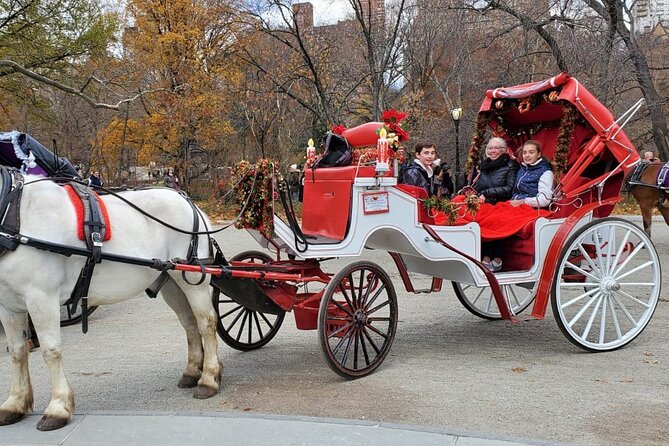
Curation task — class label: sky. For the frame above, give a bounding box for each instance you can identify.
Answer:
[308,0,354,25]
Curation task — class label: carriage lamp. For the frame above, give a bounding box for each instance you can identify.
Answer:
[451,107,463,183]
[306,138,316,161]
[376,128,390,174]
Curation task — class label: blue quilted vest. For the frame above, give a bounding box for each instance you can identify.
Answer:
[512,158,552,199]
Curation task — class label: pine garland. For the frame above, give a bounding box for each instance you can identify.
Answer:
[466,113,490,173]
[553,102,577,178]
[232,159,275,240]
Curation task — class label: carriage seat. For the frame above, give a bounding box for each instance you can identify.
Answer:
[301,166,376,240]
[394,184,435,224]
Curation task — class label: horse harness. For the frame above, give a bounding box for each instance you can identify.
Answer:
[0,166,214,333]
[628,161,669,203]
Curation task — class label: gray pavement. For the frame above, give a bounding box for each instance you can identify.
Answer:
[1,216,668,445]
[2,411,562,445]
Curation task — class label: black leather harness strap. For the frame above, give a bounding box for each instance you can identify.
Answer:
[0,167,25,254]
[64,182,108,333]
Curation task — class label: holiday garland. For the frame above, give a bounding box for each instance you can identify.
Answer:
[552,102,577,178]
[465,90,579,178]
[422,191,480,225]
[232,159,276,240]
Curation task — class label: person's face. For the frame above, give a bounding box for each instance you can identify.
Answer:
[416,146,436,168]
[93,171,99,176]
[522,144,541,165]
[644,152,653,160]
[486,142,506,160]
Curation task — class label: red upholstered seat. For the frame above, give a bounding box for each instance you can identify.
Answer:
[301,166,376,240]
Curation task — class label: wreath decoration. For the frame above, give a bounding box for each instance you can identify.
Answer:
[232,159,276,240]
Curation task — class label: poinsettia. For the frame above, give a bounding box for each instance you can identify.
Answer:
[380,109,410,150]
[331,124,347,135]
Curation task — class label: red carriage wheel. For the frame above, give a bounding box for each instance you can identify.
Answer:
[318,261,398,379]
[213,250,285,351]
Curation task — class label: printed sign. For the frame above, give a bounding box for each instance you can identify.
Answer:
[362,192,389,215]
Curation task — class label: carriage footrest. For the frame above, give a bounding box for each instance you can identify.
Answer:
[210,274,284,315]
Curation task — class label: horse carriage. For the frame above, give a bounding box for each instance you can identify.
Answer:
[0,73,661,431]
[203,72,660,378]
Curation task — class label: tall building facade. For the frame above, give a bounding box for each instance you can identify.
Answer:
[634,0,669,33]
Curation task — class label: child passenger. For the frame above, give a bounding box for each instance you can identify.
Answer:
[509,140,553,208]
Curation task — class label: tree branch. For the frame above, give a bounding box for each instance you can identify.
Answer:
[0,59,183,110]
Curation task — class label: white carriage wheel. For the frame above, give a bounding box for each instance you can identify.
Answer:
[453,282,536,320]
[551,217,661,351]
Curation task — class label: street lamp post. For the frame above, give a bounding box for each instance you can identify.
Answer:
[451,107,463,187]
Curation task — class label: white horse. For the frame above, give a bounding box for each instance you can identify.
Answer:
[0,174,221,430]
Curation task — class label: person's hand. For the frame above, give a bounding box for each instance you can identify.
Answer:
[478,195,486,203]
[510,199,523,207]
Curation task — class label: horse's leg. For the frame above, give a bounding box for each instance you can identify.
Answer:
[160,278,204,389]
[0,308,33,426]
[25,298,74,431]
[171,276,221,399]
[657,195,669,228]
[632,187,655,238]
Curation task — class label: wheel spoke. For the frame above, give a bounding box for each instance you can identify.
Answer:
[348,273,357,309]
[247,310,253,344]
[363,283,387,312]
[567,293,600,328]
[578,242,603,279]
[340,328,355,367]
[327,320,354,339]
[610,242,646,277]
[615,289,651,309]
[221,304,244,319]
[599,295,608,345]
[360,330,371,366]
[580,294,604,339]
[610,293,639,327]
[253,311,264,339]
[611,229,632,274]
[365,322,389,340]
[607,296,623,340]
[565,261,599,282]
[353,328,360,370]
[331,325,354,355]
[619,282,655,287]
[361,326,382,354]
[367,317,392,322]
[337,282,356,313]
[331,298,355,317]
[259,311,274,328]
[224,306,246,331]
[604,226,616,274]
[561,287,600,309]
[367,299,390,315]
[614,260,654,281]
[235,310,249,342]
[470,287,486,306]
[360,272,377,308]
[507,286,522,307]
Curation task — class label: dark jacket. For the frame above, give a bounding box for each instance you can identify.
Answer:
[402,161,435,196]
[513,158,552,200]
[88,174,102,187]
[471,154,518,204]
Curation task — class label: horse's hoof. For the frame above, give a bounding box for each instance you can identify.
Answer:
[193,384,218,399]
[178,374,199,389]
[0,410,24,426]
[36,415,68,431]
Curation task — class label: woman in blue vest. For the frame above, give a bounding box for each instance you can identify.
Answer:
[509,140,554,208]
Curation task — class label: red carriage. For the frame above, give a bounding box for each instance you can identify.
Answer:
[196,73,660,378]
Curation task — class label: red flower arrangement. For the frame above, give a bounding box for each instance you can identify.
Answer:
[331,124,347,135]
[381,109,410,149]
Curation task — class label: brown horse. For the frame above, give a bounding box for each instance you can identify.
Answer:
[628,161,669,238]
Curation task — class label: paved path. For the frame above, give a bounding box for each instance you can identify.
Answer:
[1,216,667,445]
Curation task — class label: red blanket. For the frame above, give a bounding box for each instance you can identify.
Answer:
[450,196,551,240]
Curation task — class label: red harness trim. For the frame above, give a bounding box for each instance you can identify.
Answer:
[63,185,112,241]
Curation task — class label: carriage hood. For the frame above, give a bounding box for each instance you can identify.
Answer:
[473,72,640,210]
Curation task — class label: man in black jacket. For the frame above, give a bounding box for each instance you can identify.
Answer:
[402,142,438,195]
